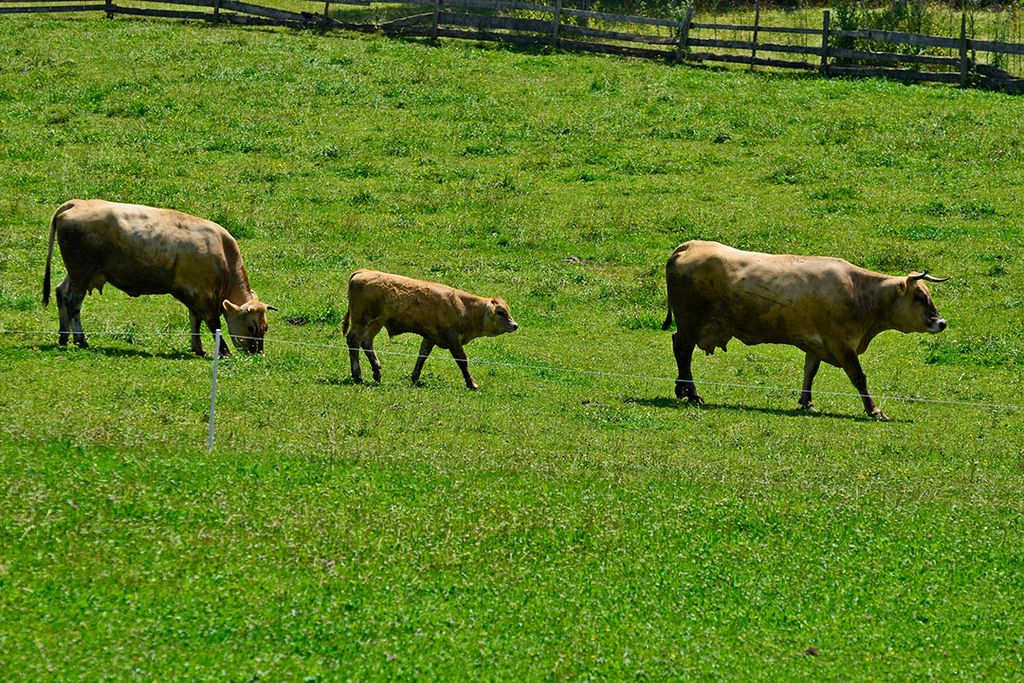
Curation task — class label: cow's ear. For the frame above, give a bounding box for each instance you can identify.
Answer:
[223,299,241,314]
[896,277,909,295]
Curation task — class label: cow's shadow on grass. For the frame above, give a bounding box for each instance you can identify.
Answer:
[627,396,912,423]
[34,343,196,361]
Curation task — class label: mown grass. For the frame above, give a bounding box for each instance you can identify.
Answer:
[1,14,1024,679]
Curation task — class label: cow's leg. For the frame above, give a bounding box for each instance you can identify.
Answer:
[203,316,230,357]
[411,338,435,385]
[55,277,72,346]
[346,330,362,383]
[189,311,206,356]
[448,341,477,390]
[672,331,703,403]
[798,353,821,413]
[65,285,88,348]
[840,352,887,421]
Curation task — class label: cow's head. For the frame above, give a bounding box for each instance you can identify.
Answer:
[222,294,277,354]
[483,297,519,337]
[892,272,949,334]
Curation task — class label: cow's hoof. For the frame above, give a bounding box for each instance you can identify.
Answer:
[74,339,89,349]
[799,403,821,415]
[686,395,705,405]
[872,410,890,422]
[194,349,206,357]
[58,335,69,346]
[466,383,479,391]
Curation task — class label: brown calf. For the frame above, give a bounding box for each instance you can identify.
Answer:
[343,269,518,389]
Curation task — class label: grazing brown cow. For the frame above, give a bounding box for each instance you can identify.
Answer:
[343,269,518,389]
[43,199,276,355]
[663,240,949,420]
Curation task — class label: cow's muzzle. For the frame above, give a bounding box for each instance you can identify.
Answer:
[928,318,947,333]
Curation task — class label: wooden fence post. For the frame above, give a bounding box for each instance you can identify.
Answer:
[105,0,112,18]
[674,5,693,63]
[751,0,761,66]
[552,0,563,46]
[959,12,969,87]
[579,0,588,29]
[431,0,441,40]
[213,0,221,22]
[820,10,830,76]
[321,0,330,29]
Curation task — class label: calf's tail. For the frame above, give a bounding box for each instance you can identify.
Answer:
[43,201,76,306]
[342,309,350,334]
[662,303,673,331]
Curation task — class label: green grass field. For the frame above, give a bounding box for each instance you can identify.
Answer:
[2,13,1023,679]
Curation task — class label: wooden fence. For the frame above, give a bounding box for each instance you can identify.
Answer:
[3,0,1023,92]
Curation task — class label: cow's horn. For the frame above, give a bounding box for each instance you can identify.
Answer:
[909,271,950,283]
[267,305,279,312]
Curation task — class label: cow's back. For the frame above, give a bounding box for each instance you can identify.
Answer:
[56,200,229,297]
[667,240,863,351]
[347,270,472,339]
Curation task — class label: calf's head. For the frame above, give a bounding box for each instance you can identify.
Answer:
[483,297,519,337]
[223,295,277,353]
[891,272,949,334]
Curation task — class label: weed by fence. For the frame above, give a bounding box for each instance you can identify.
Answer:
[2,0,1023,92]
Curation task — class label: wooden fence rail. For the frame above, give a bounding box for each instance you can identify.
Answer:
[2,0,1022,92]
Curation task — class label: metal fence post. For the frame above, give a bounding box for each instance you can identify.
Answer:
[207,328,221,451]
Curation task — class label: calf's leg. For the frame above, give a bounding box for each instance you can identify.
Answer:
[346,331,362,382]
[672,331,703,403]
[411,338,435,385]
[840,351,886,421]
[363,337,382,383]
[799,353,821,412]
[448,341,477,390]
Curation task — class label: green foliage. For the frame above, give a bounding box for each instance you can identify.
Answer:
[1,14,1023,681]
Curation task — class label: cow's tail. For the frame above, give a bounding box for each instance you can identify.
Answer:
[43,200,76,306]
[662,247,683,331]
[342,309,350,335]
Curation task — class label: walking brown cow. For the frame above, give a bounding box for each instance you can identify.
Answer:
[663,240,949,420]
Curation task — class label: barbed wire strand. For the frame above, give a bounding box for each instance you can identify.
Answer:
[1,327,1020,412]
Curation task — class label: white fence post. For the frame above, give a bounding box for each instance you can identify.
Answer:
[208,328,221,451]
